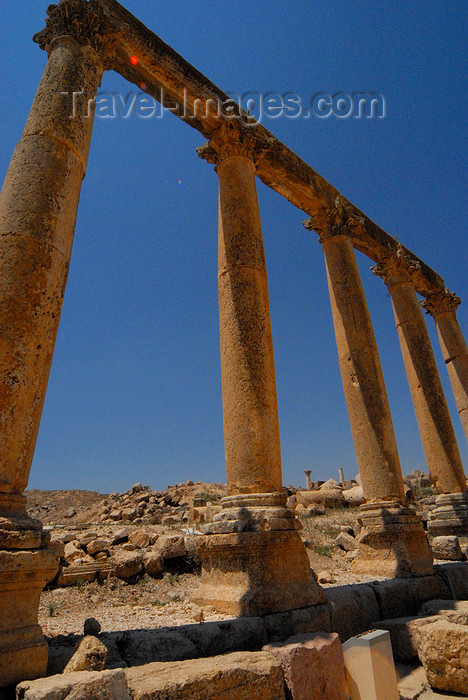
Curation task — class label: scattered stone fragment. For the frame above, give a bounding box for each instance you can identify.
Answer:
[84,617,101,637]
[415,620,468,694]
[113,550,144,580]
[264,632,347,700]
[144,551,164,577]
[17,669,130,699]
[155,535,186,559]
[317,570,334,584]
[335,531,357,552]
[129,530,150,548]
[63,635,108,672]
[431,535,464,561]
[64,541,82,563]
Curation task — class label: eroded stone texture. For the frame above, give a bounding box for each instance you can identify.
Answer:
[125,651,286,700]
[422,290,468,442]
[193,529,325,616]
[264,632,348,700]
[373,252,466,500]
[0,545,61,687]
[415,620,468,694]
[16,669,130,700]
[63,635,108,672]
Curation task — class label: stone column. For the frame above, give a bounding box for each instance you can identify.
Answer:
[0,2,114,687]
[304,470,313,490]
[193,121,325,615]
[304,202,432,578]
[420,289,468,541]
[422,291,468,443]
[338,468,345,485]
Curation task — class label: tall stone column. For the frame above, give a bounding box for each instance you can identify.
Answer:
[305,202,432,578]
[0,2,114,687]
[420,289,468,541]
[422,291,468,443]
[193,121,325,615]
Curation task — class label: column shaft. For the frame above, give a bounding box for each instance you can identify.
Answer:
[217,155,282,495]
[322,234,405,502]
[389,281,465,493]
[0,38,103,498]
[435,312,468,441]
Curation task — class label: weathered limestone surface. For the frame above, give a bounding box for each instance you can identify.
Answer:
[373,252,466,497]
[415,620,468,694]
[422,290,468,441]
[431,535,464,561]
[193,529,326,616]
[63,635,108,673]
[420,599,468,625]
[0,545,61,688]
[0,4,109,689]
[125,651,286,700]
[0,36,103,505]
[16,669,130,700]
[264,632,348,700]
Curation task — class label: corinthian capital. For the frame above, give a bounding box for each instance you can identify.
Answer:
[421,289,461,317]
[197,120,258,167]
[33,0,117,65]
[371,244,421,286]
[303,196,365,242]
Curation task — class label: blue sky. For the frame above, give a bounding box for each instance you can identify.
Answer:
[0,1,466,492]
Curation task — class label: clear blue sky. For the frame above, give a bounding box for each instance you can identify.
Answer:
[1,1,466,492]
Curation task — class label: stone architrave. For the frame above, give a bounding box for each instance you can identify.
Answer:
[0,1,116,687]
[422,290,468,443]
[193,121,325,615]
[304,201,432,578]
[372,251,467,541]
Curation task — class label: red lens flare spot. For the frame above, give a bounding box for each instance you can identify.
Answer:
[130,55,139,66]
[140,82,147,91]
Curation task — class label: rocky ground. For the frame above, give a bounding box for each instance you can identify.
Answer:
[27,471,464,639]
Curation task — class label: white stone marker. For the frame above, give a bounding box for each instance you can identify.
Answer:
[342,630,399,700]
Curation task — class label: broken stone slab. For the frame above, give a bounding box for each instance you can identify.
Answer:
[431,535,464,561]
[16,669,130,700]
[264,632,348,700]
[125,651,286,700]
[377,615,443,662]
[334,531,357,552]
[342,485,364,506]
[419,599,468,625]
[326,584,380,642]
[63,635,108,673]
[154,534,186,559]
[112,549,143,580]
[415,619,468,694]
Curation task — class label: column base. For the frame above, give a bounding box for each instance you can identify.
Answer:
[192,493,325,616]
[427,492,468,542]
[0,493,43,549]
[352,501,433,578]
[0,544,61,688]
